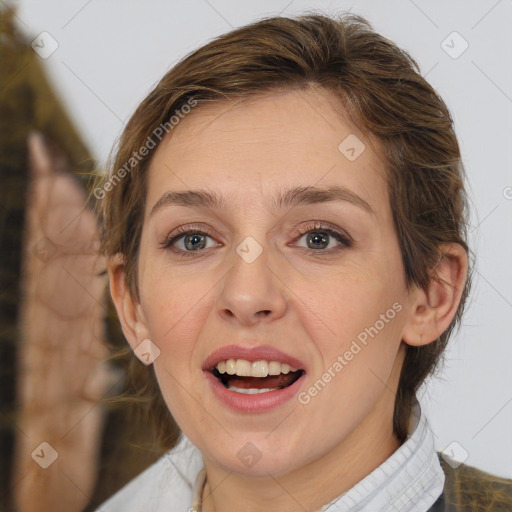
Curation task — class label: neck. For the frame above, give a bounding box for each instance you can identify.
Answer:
[201,390,402,512]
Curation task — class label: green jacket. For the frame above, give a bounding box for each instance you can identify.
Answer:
[429,454,512,511]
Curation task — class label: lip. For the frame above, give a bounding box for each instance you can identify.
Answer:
[204,367,306,413]
[202,344,307,413]
[202,344,307,372]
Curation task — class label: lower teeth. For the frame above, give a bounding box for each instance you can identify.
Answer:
[228,386,280,394]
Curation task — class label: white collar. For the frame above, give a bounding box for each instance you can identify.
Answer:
[186,399,444,512]
[318,400,445,511]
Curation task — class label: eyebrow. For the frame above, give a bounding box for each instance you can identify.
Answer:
[149,185,375,218]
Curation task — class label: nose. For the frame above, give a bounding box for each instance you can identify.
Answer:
[216,240,287,326]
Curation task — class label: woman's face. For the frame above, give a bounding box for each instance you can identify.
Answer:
[134,87,414,477]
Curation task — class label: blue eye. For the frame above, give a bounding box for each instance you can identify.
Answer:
[293,222,352,253]
[161,227,218,257]
[160,221,352,258]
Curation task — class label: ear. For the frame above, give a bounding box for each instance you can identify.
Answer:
[107,253,150,351]
[402,243,468,347]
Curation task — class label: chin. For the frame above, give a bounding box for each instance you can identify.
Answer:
[211,446,302,479]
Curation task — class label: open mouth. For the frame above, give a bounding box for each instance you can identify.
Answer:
[210,359,305,394]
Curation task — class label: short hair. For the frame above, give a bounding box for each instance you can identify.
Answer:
[94,12,472,446]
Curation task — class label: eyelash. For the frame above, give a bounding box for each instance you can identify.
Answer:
[160,221,352,258]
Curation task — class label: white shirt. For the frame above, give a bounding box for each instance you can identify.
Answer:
[95,400,444,512]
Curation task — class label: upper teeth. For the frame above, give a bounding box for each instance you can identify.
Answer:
[215,359,299,377]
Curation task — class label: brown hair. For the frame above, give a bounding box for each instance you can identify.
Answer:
[94,12,472,447]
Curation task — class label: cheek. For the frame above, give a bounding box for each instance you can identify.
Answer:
[140,271,206,373]
[298,257,403,344]
[296,255,406,388]
[298,283,404,439]
[143,277,209,430]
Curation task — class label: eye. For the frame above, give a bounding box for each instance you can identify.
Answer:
[160,221,352,258]
[160,225,220,257]
[293,222,352,253]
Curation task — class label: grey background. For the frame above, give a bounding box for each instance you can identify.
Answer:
[13,0,512,477]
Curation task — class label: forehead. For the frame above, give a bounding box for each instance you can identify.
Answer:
[146,88,388,217]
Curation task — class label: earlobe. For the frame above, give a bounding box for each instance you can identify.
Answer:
[107,253,150,351]
[402,243,468,347]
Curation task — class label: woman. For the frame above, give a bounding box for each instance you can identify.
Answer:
[93,12,512,511]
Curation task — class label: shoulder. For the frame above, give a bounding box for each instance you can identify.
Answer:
[436,452,512,512]
[94,435,204,512]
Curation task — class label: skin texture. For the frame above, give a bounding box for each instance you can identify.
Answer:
[109,87,468,512]
[14,133,110,512]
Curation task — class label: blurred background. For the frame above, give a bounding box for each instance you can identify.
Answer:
[1,0,511,509]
